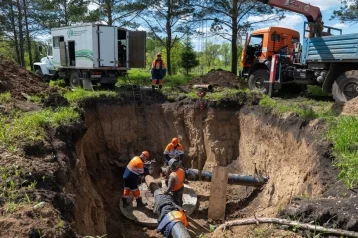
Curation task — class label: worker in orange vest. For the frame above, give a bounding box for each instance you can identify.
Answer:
[150,52,166,90]
[163,137,184,166]
[122,151,150,208]
[164,159,185,207]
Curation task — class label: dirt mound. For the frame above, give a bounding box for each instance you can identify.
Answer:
[43,93,70,108]
[342,97,358,115]
[189,69,247,88]
[0,55,50,99]
[281,195,358,234]
[0,203,75,238]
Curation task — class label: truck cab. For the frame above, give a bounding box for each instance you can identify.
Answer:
[34,44,58,81]
[240,27,300,93]
[241,27,299,78]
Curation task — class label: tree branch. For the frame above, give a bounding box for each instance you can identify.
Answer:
[214,217,358,238]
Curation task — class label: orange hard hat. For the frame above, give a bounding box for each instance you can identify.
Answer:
[171,137,179,145]
[141,151,150,159]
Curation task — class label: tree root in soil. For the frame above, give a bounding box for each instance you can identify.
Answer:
[214,217,358,237]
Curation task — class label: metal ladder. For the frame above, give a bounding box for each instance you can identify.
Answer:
[132,85,143,106]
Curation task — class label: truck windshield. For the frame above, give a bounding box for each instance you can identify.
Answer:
[248,35,263,47]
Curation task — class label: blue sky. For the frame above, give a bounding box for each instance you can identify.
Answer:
[88,1,356,51]
[250,0,357,38]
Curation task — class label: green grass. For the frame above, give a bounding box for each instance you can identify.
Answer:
[164,74,193,87]
[49,79,67,88]
[0,165,39,213]
[162,87,252,101]
[326,116,358,188]
[259,96,334,119]
[0,107,80,149]
[124,69,196,87]
[28,94,43,103]
[0,92,11,104]
[307,85,329,97]
[124,69,151,85]
[64,88,118,103]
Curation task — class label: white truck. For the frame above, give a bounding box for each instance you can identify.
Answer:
[34,24,146,88]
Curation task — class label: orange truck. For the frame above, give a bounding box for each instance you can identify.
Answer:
[240,0,358,103]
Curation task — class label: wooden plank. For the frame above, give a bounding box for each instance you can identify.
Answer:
[208,166,228,220]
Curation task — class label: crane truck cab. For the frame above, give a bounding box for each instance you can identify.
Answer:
[241,27,300,93]
[241,23,358,103]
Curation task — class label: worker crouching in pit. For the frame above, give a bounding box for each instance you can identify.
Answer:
[122,151,150,208]
[164,159,185,207]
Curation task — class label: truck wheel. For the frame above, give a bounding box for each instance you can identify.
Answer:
[69,70,82,88]
[332,70,358,103]
[248,69,269,94]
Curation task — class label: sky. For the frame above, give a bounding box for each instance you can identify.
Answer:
[248,0,357,38]
[89,1,356,51]
[194,0,357,50]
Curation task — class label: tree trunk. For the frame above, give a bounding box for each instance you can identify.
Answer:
[16,0,25,67]
[9,1,21,64]
[106,0,113,26]
[231,0,238,75]
[63,1,68,25]
[166,0,172,75]
[23,0,33,71]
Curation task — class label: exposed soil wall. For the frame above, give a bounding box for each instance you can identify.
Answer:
[67,95,338,237]
[233,107,336,217]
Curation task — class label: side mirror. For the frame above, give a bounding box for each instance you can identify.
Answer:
[38,45,43,55]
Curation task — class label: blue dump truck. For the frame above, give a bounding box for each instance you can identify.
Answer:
[302,30,358,102]
[241,0,358,103]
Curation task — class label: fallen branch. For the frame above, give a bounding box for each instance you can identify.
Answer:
[214,217,358,237]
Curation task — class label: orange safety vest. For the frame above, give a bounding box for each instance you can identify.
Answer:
[170,168,185,191]
[126,156,144,175]
[164,143,184,158]
[167,210,188,227]
[151,59,167,69]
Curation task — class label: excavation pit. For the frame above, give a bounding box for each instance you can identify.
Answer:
[119,182,197,227]
[57,94,340,237]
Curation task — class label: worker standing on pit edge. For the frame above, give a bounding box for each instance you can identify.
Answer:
[164,159,185,207]
[122,151,150,208]
[150,52,166,90]
[163,137,184,166]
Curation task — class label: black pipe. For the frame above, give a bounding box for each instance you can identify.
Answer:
[161,168,268,187]
[145,175,191,238]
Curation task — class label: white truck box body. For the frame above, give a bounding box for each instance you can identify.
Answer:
[50,23,145,70]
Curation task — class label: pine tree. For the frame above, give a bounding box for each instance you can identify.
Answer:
[332,0,358,23]
[179,36,199,75]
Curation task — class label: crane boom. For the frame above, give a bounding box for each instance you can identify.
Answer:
[257,0,323,37]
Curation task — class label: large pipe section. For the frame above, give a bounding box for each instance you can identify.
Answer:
[161,168,268,187]
[144,175,191,238]
[192,84,213,91]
